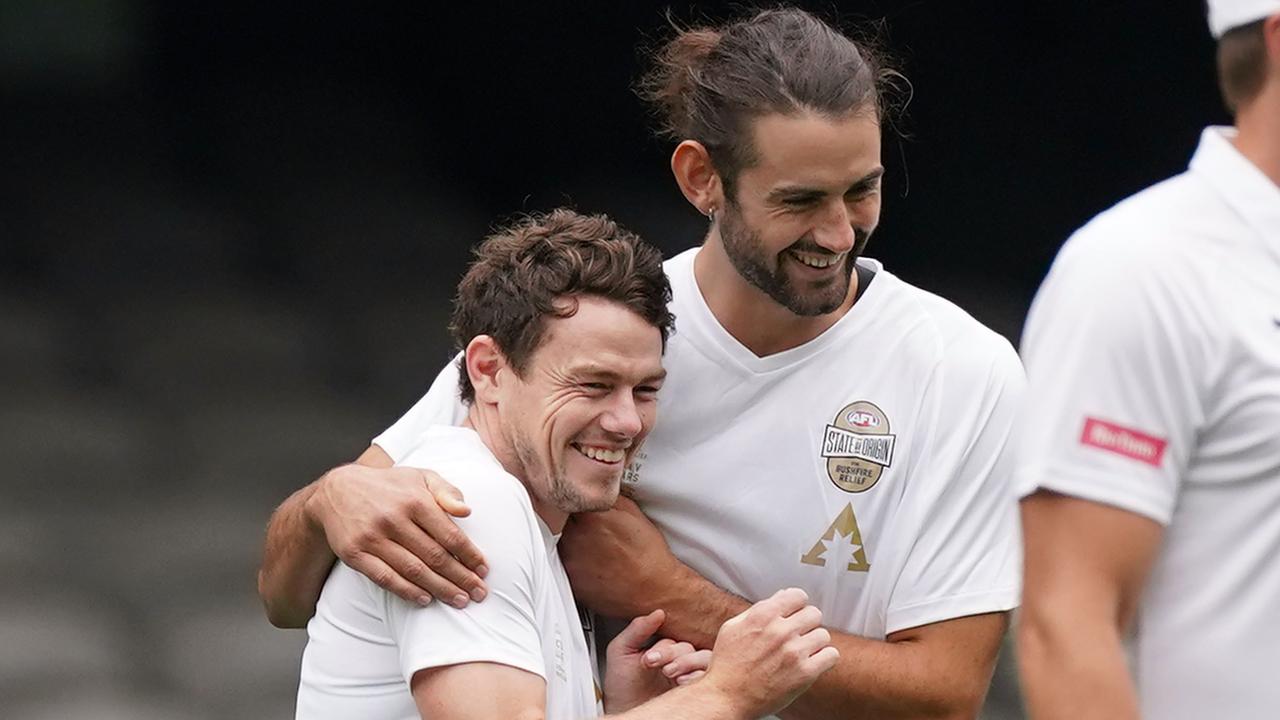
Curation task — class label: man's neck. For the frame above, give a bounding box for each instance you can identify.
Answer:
[1232,86,1280,187]
[693,233,858,358]
[463,408,568,534]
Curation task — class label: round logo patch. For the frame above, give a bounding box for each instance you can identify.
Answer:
[822,401,895,493]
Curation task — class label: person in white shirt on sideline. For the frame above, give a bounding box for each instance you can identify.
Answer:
[1016,2,1280,718]
[295,209,838,720]
[264,8,1023,719]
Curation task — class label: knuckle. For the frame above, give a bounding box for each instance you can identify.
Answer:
[402,562,431,583]
[373,512,399,534]
[348,532,379,553]
[421,544,449,568]
[800,607,822,628]
[437,527,466,550]
[369,568,395,589]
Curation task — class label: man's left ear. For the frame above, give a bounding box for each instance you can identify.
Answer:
[670,140,726,219]
[464,335,507,404]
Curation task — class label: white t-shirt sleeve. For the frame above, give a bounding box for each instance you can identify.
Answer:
[372,355,468,462]
[382,476,546,684]
[885,337,1024,634]
[1014,226,1210,525]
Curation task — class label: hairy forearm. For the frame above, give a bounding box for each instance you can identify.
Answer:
[779,627,989,720]
[1017,609,1139,720]
[606,683,743,720]
[659,569,997,719]
[258,478,337,628]
[651,565,749,648]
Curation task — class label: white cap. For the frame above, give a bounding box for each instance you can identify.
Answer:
[1207,0,1280,38]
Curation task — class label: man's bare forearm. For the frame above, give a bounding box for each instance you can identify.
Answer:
[1017,608,1139,720]
[658,569,1004,719]
[652,564,749,648]
[258,478,338,628]
[606,683,744,720]
[1016,493,1161,720]
[779,613,1005,720]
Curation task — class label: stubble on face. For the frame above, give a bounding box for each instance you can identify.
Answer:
[718,201,867,317]
[510,423,617,515]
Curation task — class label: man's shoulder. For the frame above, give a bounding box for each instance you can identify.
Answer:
[662,246,698,274]
[1036,171,1230,329]
[872,271,1021,381]
[1064,170,1227,270]
[662,247,698,310]
[398,428,538,529]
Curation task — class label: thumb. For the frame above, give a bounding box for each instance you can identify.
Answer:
[422,470,470,517]
[615,609,665,652]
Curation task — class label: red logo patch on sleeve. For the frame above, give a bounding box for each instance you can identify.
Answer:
[1079,417,1167,467]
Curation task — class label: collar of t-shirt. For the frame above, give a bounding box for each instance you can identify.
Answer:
[1190,126,1280,261]
[681,254,892,375]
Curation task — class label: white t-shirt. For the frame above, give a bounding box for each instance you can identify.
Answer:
[1015,127,1280,719]
[296,426,599,720]
[375,251,1023,643]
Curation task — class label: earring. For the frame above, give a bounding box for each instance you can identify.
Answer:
[706,206,716,221]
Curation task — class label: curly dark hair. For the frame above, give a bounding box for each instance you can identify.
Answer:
[449,208,674,403]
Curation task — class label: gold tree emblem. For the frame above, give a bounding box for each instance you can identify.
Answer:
[800,503,871,572]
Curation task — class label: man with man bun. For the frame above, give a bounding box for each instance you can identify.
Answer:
[263,9,1024,718]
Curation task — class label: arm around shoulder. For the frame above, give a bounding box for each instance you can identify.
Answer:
[258,443,489,627]
[258,444,396,627]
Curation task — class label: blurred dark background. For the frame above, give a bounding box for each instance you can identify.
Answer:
[0,1,1223,718]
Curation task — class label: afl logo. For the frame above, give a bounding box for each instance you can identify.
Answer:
[846,410,879,429]
[822,401,895,493]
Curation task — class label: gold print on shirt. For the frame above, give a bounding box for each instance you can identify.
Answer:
[799,503,871,572]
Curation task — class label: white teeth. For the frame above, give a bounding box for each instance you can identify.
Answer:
[790,251,840,269]
[576,445,625,463]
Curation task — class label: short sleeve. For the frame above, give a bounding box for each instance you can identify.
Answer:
[885,337,1024,634]
[1014,225,1211,525]
[373,355,468,462]
[382,475,547,683]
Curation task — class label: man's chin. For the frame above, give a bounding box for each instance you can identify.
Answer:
[769,269,849,313]
[560,480,621,514]
[777,290,849,317]
[589,485,622,511]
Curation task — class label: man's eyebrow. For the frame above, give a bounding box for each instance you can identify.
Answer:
[568,364,667,383]
[767,167,885,203]
[848,167,885,188]
[767,186,826,203]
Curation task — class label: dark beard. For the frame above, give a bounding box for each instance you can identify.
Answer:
[718,204,869,317]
